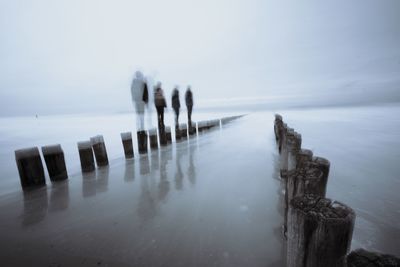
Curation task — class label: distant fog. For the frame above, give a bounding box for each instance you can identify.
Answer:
[0,0,399,116]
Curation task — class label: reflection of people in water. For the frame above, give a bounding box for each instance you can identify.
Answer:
[137,175,157,221]
[174,147,184,190]
[139,155,150,175]
[188,144,196,185]
[158,150,170,202]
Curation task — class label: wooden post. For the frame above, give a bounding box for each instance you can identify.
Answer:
[296,149,313,169]
[347,249,400,266]
[159,127,167,146]
[280,125,292,178]
[136,130,148,154]
[274,114,283,142]
[41,144,68,181]
[284,165,325,237]
[197,121,205,133]
[287,194,355,267]
[165,126,172,143]
[120,132,134,159]
[90,135,109,167]
[175,125,181,141]
[78,141,95,172]
[15,147,46,188]
[148,128,159,149]
[189,121,196,135]
[312,157,330,183]
[179,123,188,139]
[287,132,302,171]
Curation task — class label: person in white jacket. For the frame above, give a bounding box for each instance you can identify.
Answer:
[131,71,147,130]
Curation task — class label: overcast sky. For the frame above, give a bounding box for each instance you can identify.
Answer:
[0,0,399,115]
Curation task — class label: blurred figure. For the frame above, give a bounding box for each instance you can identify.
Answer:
[154,82,167,129]
[185,86,194,129]
[171,87,180,128]
[130,71,148,130]
[145,75,155,128]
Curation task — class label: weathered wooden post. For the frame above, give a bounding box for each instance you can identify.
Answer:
[15,147,46,188]
[287,166,326,202]
[159,127,167,146]
[284,165,325,236]
[179,123,188,139]
[296,149,313,169]
[165,126,172,143]
[274,114,283,142]
[346,249,400,266]
[312,156,330,182]
[287,132,302,171]
[41,144,68,181]
[148,128,159,149]
[197,121,204,133]
[280,125,292,178]
[175,125,181,141]
[136,130,148,154]
[212,119,220,129]
[78,141,95,172]
[120,132,134,159]
[287,194,355,267]
[90,135,109,167]
[189,121,196,135]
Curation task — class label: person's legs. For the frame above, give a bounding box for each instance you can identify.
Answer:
[188,105,193,126]
[139,113,145,130]
[136,112,145,131]
[174,108,179,127]
[156,107,162,128]
[160,109,165,128]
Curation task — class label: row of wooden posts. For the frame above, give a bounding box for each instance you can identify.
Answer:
[274,114,399,267]
[14,116,241,190]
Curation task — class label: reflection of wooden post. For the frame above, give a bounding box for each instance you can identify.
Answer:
[120,132,134,159]
[90,135,109,166]
[148,128,159,149]
[15,147,46,188]
[41,144,68,181]
[287,194,355,267]
[165,126,172,143]
[78,141,95,172]
[179,123,188,139]
[136,130,148,154]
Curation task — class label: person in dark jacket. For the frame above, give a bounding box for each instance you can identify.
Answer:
[154,82,167,128]
[171,87,180,127]
[185,86,194,128]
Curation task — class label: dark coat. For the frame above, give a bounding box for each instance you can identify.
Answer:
[185,89,193,107]
[172,89,180,111]
[154,88,166,108]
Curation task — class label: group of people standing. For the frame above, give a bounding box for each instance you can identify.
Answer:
[131,71,194,132]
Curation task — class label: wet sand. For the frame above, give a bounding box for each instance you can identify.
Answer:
[0,113,285,267]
